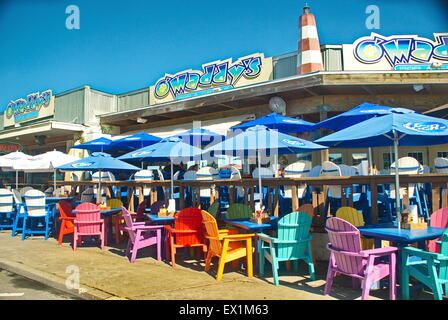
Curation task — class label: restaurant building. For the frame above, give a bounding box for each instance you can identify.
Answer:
[1,6,448,181]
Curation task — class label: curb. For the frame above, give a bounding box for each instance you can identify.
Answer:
[0,259,126,300]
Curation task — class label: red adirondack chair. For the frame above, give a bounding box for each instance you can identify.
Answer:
[57,201,76,245]
[73,203,105,250]
[165,207,207,268]
[428,208,448,253]
[324,217,398,300]
[121,207,163,263]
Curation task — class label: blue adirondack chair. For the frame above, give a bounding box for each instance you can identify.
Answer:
[11,189,26,237]
[402,229,448,300]
[0,188,16,231]
[21,190,53,240]
[258,211,315,286]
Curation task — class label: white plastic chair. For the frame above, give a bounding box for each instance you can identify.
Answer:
[80,187,94,203]
[0,188,14,219]
[19,187,34,199]
[339,164,357,176]
[196,166,218,198]
[434,157,448,173]
[320,161,342,199]
[134,169,153,196]
[283,161,311,199]
[308,165,322,178]
[183,170,198,180]
[252,167,274,179]
[389,157,420,199]
[22,189,51,240]
[44,187,53,197]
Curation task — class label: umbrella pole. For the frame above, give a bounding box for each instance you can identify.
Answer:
[258,150,263,207]
[54,169,57,194]
[15,170,18,189]
[393,133,401,229]
[171,162,174,199]
[368,147,373,175]
[98,169,102,204]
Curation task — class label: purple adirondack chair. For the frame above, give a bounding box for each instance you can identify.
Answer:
[324,217,398,300]
[121,206,163,263]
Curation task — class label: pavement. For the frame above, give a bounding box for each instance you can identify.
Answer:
[0,230,433,300]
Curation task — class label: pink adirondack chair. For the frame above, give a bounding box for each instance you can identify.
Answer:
[324,217,398,300]
[428,208,448,253]
[121,206,163,263]
[73,203,105,250]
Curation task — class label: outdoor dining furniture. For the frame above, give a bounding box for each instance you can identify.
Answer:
[122,207,163,263]
[57,200,76,245]
[336,206,374,250]
[0,188,16,231]
[21,190,53,240]
[401,229,448,300]
[164,208,207,268]
[201,210,255,280]
[73,203,105,250]
[324,217,398,300]
[427,208,448,253]
[258,211,315,286]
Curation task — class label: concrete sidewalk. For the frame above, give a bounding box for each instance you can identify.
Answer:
[0,231,405,300]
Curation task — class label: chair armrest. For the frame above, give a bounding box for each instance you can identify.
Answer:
[222,233,256,242]
[362,246,398,257]
[59,216,76,221]
[74,220,104,224]
[402,246,441,261]
[257,233,275,243]
[168,229,199,234]
[132,225,163,231]
[273,236,312,244]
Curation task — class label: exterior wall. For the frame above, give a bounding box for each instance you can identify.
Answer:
[117,88,150,112]
[54,87,85,124]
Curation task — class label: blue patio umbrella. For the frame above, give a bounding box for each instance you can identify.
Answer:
[56,152,140,203]
[203,125,328,205]
[118,137,203,199]
[314,103,415,169]
[316,110,448,227]
[110,131,161,150]
[231,112,315,133]
[169,128,224,147]
[70,137,114,152]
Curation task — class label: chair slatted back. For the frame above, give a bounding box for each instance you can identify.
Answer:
[390,156,420,198]
[58,201,75,229]
[134,170,153,196]
[434,157,448,174]
[106,198,123,209]
[201,210,222,255]
[150,200,167,214]
[321,161,342,198]
[121,206,136,243]
[0,188,14,213]
[19,187,33,199]
[308,165,322,177]
[428,208,448,253]
[174,208,204,246]
[227,203,252,219]
[325,217,364,275]
[277,211,312,259]
[75,203,101,234]
[24,190,47,217]
[183,170,197,180]
[197,167,217,197]
[81,187,94,203]
[252,167,274,178]
[283,161,311,198]
[336,207,365,227]
[136,201,147,220]
[207,201,219,218]
[297,203,314,219]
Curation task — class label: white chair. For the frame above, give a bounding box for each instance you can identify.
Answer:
[0,188,15,230]
[44,187,54,198]
[434,157,448,173]
[22,189,51,240]
[339,164,357,176]
[252,167,274,178]
[183,170,197,180]
[134,169,154,196]
[52,188,62,197]
[320,161,342,199]
[283,161,311,199]
[389,157,420,199]
[19,187,34,199]
[196,166,218,199]
[308,165,322,178]
[92,171,114,200]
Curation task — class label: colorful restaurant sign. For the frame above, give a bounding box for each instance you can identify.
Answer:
[353,33,448,70]
[150,53,273,104]
[0,142,23,154]
[4,90,55,127]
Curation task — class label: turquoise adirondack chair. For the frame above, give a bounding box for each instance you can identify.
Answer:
[258,211,315,286]
[402,229,448,300]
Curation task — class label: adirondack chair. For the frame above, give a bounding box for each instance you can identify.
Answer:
[57,200,76,245]
[336,207,374,250]
[0,188,16,231]
[201,210,255,280]
[22,190,53,240]
[107,198,125,244]
[11,189,26,236]
[73,203,105,250]
[282,161,311,210]
[226,203,253,219]
[164,208,207,268]
[19,187,34,199]
[252,167,274,202]
[321,161,343,216]
[427,208,448,253]
[80,187,94,203]
[197,166,218,207]
[121,207,163,263]
[149,200,168,215]
[135,201,148,222]
[258,211,315,286]
[324,217,398,300]
[402,229,448,300]
[389,156,420,199]
[134,169,154,196]
[207,201,220,218]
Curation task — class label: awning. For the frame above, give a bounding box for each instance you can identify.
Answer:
[0,120,85,141]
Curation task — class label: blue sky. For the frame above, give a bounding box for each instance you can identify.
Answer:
[1,0,447,109]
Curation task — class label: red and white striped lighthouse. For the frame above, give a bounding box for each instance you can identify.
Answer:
[297,4,323,74]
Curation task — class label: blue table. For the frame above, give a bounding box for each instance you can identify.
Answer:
[223,216,278,232]
[146,214,174,224]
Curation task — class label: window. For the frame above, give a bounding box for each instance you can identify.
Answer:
[329,153,343,165]
[407,152,424,165]
[297,153,312,162]
[437,151,448,158]
[352,153,367,166]
[383,152,396,169]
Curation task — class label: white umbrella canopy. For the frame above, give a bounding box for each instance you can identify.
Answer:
[0,151,31,189]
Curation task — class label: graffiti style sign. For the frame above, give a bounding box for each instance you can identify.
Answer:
[0,142,23,154]
[354,33,448,70]
[150,53,273,104]
[403,122,448,133]
[4,90,55,127]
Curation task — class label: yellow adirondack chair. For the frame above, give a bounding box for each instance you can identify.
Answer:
[336,207,374,250]
[107,199,125,244]
[201,210,255,280]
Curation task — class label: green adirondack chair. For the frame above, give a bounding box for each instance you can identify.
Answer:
[402,229,448,300]
[258,211,315,286]
[207,201,220,218]
[226,203,252,219]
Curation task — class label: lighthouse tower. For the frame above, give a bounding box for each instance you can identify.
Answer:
[297,4,323,74]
